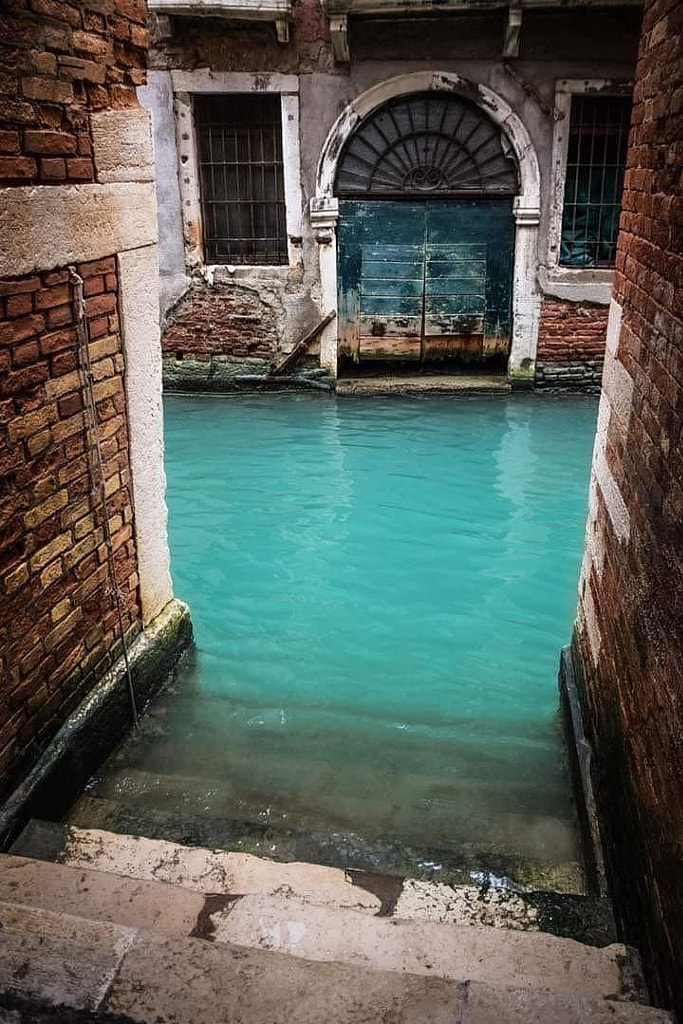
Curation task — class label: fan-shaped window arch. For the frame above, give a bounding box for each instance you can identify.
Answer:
[335,91,519,198]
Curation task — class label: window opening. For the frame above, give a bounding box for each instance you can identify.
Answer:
[195,94,287,265]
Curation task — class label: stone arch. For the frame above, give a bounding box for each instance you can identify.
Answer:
[310,71,542,382]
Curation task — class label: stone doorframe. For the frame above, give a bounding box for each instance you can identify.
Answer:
[310,71,542,385]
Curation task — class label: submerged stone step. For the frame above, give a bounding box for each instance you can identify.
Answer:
[336,375,512,396]
[68,787,585,895]
[12,818,616,951]
[0,899,672,1024]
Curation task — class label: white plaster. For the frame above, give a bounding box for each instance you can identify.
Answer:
[605,297,623,356]
[0,182,157,277]
[312,71,542,381]
[593,446,630,544]
[580,577,603,665]
[170,69,298,94]
[91,108,155,184]
[602,348,634,437]
[117,245,173,625]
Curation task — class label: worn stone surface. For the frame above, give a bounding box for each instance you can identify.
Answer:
[0,183,157,278]
[461,981,673,1024]
[0,854,203,936]
[105,927,463,1024]
[209,892,628,999]
[118,245,173,624]
[336,376,512,396]
[0,901,135,1011]
[64,794,588,899]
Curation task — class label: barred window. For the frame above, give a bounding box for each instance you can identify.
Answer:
[560,95,631,268]
[195,94,287,265]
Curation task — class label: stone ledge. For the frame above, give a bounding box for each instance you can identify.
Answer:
[0,182,157,277]
[0,599,193,850]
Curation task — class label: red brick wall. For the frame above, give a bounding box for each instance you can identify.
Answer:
[0,0,147,186]
[535,297,609,389]
[162,283,279,363]
[574,0,683,1014]
[0,259,142,797]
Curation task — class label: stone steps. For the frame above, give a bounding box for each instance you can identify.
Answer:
[0,852,673,1023]
[0,898,672,1024]
[0,824,673,1023]
[0,852,624,999]
[12,816,616,947]
[66,780,585,894]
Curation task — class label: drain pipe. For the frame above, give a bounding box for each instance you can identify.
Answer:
[69,267,139,730]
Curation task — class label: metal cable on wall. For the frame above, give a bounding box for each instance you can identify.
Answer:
[68,266,139,730]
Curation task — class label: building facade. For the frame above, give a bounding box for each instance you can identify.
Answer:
[145,0,642,389]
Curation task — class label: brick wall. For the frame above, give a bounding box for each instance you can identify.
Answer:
[573,0,683,1014]
[0,0,147,186]
[0,259,142,798]
[535,297,609,390]
[162,282,279,364]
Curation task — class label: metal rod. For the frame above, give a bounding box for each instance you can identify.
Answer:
[69,267,139,731]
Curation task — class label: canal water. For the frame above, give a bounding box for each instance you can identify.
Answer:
[88,393,599,888]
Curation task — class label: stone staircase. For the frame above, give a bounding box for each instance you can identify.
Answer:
[0,818,674,1023]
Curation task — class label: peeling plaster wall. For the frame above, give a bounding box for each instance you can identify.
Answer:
[149,5,640,377]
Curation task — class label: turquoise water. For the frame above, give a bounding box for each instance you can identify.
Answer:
[108,394,599,874]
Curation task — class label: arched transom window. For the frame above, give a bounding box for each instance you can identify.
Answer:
[335,91,519,198]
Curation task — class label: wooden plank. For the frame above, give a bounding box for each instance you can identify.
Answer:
[360,295,423,316]
[424,314,485,336]
[362,278,423,298]
[425,279,487,297]
[359,335,422,360]
[358,315,422,338]
[269,310,336,376]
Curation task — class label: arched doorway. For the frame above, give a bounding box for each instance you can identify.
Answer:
[311,72,541,382]
[335,91,519,371]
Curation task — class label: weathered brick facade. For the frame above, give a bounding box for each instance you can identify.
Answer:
[535,298,609,390]
[0,0,161,804]
[573,0,683,1013]
[0,0,147,186]
[0,260,142,799]
[162,282,279,364]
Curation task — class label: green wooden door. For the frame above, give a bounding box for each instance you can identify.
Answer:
[337,199,514,365]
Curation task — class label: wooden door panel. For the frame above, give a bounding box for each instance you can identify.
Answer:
[338,199,514,364]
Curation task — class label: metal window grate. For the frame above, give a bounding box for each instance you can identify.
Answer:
[195,94,287,265]
[335,92,518,198]
[560,95,631,268]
